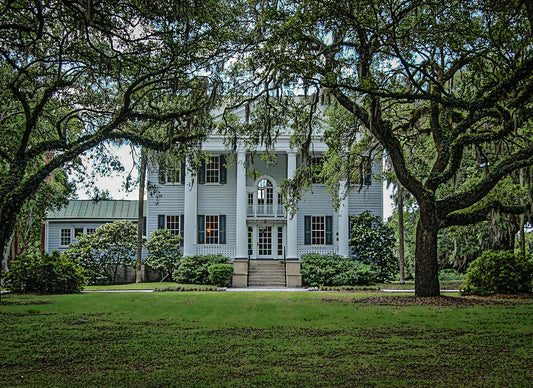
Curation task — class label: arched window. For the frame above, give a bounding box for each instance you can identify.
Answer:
[257,179,274,215]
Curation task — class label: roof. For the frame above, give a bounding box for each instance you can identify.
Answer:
[47,200,142,220]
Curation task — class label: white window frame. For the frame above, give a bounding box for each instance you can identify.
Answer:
[60,228,71,246]
[205,215,219,244]
[205,156,220,183]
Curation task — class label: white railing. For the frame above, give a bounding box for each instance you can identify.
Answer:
[297,245,336,256]
[194,244,236,257]
[247,204,286,217]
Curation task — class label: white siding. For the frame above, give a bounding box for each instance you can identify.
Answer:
[47,221,110,253]
[146,169,185,236]
[197,157,236,244]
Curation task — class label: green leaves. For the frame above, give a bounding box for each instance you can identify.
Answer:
[145,229,182,279]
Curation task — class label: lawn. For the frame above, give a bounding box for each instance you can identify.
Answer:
[0,291,531,387]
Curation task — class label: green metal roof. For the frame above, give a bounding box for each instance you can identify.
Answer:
[47,200,142,220]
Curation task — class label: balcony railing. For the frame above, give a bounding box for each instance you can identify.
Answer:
[247,204,286,217]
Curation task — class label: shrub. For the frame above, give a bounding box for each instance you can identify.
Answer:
[145,229,182,281]
[349,211,397,282]
[462,250,533,295]
[173,254,229,285]
[64,220,139,284]
[208,264,234,286]
[301,253,375,287]
[5,251,86,294]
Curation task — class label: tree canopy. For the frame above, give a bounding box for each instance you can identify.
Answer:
[225,0,533,296]
[0,0,242,264]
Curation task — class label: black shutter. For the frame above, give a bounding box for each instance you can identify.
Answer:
[158,166,166,184]
[198,160,205,184]
[143,216,147,236]
[219,215,226,244]
[219,155,227,184]
[158,214,165,230]
[325,216,333,245]
[197,215,205,244]
[180,161,186,184]
[179,214,184,237]
[304,216,311,245]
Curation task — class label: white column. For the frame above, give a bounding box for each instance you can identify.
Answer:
[235,151,248,259]
[337,180,350,258]
[183,159,197,257]
[286,152,298,260]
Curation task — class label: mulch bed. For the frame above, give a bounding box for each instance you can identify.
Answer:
[322,293,533,306]
[350,294,533,306]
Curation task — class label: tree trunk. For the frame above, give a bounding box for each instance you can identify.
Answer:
[414,208,440,297]
[398,185,405,284]
[519,167,526,258]
[136,148,148,283]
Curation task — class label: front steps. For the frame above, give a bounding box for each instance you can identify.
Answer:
[232,259,302,288]
[248,260,286,287]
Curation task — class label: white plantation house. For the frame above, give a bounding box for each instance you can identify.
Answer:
[45,103,383,287]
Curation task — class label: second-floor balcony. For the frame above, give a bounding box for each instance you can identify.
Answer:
[247,204,286,218]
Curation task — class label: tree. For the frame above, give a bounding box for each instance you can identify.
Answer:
[231,0,533,296]
[0,0,241,268]
[349,211,397,282]
[65,220,138,284]
[145,229,182,281]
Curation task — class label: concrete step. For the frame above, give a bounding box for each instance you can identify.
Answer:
[248,260,286,287]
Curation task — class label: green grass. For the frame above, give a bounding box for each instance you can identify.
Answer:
[1,292,531,387]
[84,282,216,291]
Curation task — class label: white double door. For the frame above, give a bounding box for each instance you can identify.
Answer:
[249,224,284,259]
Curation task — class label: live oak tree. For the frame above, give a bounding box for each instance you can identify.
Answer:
[236,0,533,296]
[0,1,241,268]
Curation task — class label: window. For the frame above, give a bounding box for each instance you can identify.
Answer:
[205,215,219,243]
[158,158,184,184]
[257,179,274,215]
[158,214,183,236]
[310,157,324,184]
[166,162,183,183]
[312,216,325,245]
[74,228,84,238]
[277,227,283,256]
[198,155,226,184]
[205,156,220,183]
[248,227,253,256]
[86,228,96,235]
[60,229,71,246]
[197,214,226,244]
[166,215,180,236]
[304,215,333,245]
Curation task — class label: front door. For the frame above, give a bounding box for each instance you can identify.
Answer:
[258,226,272,258]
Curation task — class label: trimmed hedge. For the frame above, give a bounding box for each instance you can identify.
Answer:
[5,251,86,294]
[173,254,229,285]
[462,250,533,295]
[301,253,374,287]
[208,263,234,286]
